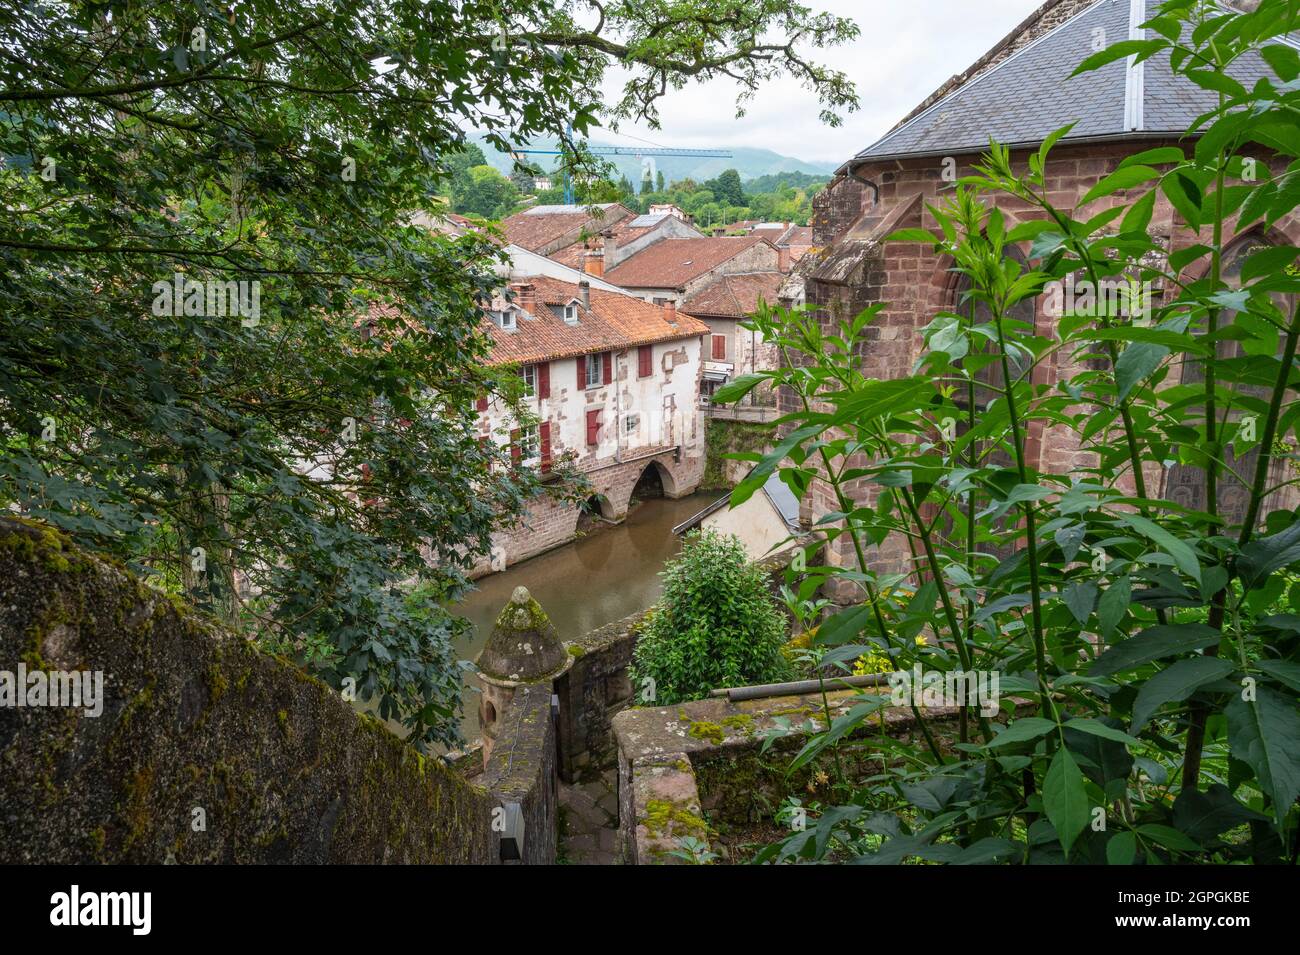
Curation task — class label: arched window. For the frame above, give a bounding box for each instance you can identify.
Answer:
[1161,235,1292,529]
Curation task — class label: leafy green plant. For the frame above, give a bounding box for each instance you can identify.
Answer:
[716,0,1300,864]
[630,529,790,705]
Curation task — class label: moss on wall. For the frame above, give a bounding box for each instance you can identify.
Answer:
[700,419,777,491]
[0,518,496,864]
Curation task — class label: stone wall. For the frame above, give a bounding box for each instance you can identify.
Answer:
[479,682,558,864]
[556,610,647,782]
[0,518,555,864]
[613,689,958,864]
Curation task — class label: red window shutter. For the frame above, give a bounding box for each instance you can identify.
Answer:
[638,345,652,378]
[712,335,726,360]
[602,351,612,385]
[479,434,491,471]
[586,409,600,447]
[540,421,552,472]
[577,356,586,390]
[538,361,550,399]
[510,428,521,465]
[476,395,488,412]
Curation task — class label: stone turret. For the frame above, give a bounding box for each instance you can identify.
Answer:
[476,586,571,766]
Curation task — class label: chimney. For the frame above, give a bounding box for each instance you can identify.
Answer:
[663,300,677,326]
[600,229,618,268]
[583,250,604,278]
[512,283,536,313]
[578,279,590,309]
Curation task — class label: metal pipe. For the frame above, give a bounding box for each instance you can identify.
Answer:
[709,672,889,702]
[844,161,880,206]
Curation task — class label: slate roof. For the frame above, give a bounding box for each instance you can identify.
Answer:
[482,276,708,366]
[680,271,785,319]
[673,472,801,535]
[847,0,1292,166]
[603,235,773,290]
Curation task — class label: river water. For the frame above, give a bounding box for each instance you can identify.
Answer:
[449,491,717,741]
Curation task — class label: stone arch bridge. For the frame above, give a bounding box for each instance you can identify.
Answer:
[476,446,703,575]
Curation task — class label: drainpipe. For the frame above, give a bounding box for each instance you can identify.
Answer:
[710,672,888,702]
[843,160,880,207]
[614,349,622,463]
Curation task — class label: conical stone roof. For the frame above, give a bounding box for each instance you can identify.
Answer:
[477,585,569,683]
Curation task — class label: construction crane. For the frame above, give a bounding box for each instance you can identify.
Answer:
[511,132,732,204]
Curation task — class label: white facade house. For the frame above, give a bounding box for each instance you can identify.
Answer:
[471,272,710,571]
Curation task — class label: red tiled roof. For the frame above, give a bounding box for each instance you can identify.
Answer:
[483,276,708,366]
[679,272,785,319]
[603,235,772,290]
[501,204,632,251]
[780,225,812,247]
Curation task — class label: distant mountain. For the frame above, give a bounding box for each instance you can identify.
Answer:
[469,134,835,186]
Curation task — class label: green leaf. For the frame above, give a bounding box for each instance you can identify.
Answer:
[1119,513,1202,585]
[813,605,875,646]
[1106,830,1137,865]
[1080,326,1209,354]
[985,717,1057,748]
[1062,580,1098,625]
[1238,521,1300,591]
[1240,245,1299,283]
[1137,824,1201,853]
[1163,171,1203,230]
[1097,576,1132,637]
[1089,624,1221,677]
[1115,341,1168,400]
[1172,784,1268,845]
[1121,188,1157,234]
[885,228,939,244]
[1256,659,1300,694]
[1079,165,1161,206]
[1062,718,1140,746]
[1226,686,1300,829]
[1118,146,1185,169]
[1071,39,1166,76]
[710,373,767,405]
[1130,657,1235,729]
[1044,748,1090,858]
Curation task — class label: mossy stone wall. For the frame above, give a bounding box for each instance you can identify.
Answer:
[0,518,505,864]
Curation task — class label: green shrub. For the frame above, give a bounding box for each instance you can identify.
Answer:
[630,529,789,705]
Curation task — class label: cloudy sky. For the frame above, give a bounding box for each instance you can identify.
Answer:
[597,0,1048,166]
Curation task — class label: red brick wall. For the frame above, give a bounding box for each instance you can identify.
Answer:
[794,141,1300,589]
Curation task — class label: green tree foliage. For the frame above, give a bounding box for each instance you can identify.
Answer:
[0,0,857,747]
[630,530,790,705]
[716,0,1300,863]
[704,168,746,207]
[452,165,522,218]
[631,171,824,226]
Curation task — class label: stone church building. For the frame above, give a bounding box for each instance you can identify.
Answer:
[790,0,1299,577]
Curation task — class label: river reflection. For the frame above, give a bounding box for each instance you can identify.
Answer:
[448,491,717,741]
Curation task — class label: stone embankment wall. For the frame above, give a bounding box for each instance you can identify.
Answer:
[613,690,958,864]
[0,518,554,864]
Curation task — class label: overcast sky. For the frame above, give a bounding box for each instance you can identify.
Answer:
[597,0,1047,166]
